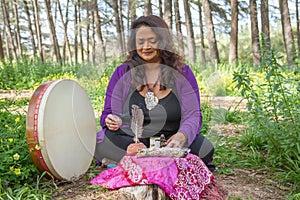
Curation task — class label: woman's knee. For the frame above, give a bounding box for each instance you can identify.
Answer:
[189,134,214,160]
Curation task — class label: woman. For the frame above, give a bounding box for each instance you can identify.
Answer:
[95,15,215,172]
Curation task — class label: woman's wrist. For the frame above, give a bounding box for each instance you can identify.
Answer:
[177,131,187,145]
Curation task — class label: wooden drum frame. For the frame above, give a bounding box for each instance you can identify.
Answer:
[26,79,96,180]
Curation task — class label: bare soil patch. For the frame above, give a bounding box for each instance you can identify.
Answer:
[0,90,33,100]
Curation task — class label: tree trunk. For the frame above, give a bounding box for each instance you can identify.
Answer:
[113,0,125,56]
[297,0,300,58]
[249,0,261,66]
[174,0,184,56]
[203,0,220,64]
[44,0,61,63]
[229,0,238,65]
[119,185,170,200]
[23,0,36,56]
[78,0,84,62]
[164,0,172,29]
[183,0,196,64]
[261,0,271,51]
[158,0,163,18]
[0,31,4,60]
[279,0,295,66]
[54,0,58,24]
[86,1,90,63]
[197,0,206,63]
[1,0,17,59]
[4,31,8,57]
[32,0,44,61]
[13,1,23,56]
[128,0,137,27]
[58,0,72,65]
[118,0,126,54]
[74,1,78,64]
[91,8,96,65]
[93,0,106,65]
[144,0,152,16]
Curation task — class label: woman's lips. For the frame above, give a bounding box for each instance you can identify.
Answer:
[143,51,153,55]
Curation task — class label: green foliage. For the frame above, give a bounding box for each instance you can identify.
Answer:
[192,62,240,96]
[233,48,300,192]
[0,172,57,200]
[0,98,39,188]
[210,107,245,125]
[0,56,78,90]
[78,59,122,113]
[199,103,212,135]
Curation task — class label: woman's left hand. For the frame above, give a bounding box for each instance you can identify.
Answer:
[166,132,187,148]
[105,114,122,131]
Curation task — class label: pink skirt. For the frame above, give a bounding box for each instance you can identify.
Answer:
[90,153,226,200]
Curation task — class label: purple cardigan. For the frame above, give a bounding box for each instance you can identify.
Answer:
[99,63,202,146]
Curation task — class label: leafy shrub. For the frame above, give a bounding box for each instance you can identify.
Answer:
[192,63,240,96]
[0,98,39,188]
[199,103,212,135]
[0,56,80,90]
[233,48,300,191]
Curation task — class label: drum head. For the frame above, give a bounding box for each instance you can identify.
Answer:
[26,79,96,180]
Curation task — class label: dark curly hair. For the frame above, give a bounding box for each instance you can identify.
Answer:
[125,15,183,91]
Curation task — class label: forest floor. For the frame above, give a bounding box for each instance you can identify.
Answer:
[2,90,291,200]
[50,166,289,200]
[50,122,289,200]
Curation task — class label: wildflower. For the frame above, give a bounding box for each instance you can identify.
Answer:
[13,153,20,161]
[5,124,9,128]
[35,144,41,150]
[8,138,13,143]
[14,168,21,175]
[219,141,227,146]
[10,166,14,171]
[15,117,20,123]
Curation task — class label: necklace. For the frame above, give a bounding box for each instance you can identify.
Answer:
[145,76,160,110]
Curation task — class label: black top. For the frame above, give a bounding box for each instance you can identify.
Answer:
[128,90,181,138]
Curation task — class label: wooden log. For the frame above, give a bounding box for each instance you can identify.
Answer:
[119,184,170,200]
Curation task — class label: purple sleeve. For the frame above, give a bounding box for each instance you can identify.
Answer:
[100,64,130,128]
[176,65,202,146]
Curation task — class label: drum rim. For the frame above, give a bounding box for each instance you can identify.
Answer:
[26,80,60,179]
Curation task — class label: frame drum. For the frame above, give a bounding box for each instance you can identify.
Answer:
[26,79,96,180]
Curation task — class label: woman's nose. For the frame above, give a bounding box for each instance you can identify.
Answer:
[142,41,151,49]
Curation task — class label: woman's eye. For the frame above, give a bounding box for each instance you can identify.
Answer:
[136,38,157,46]
[150,39,157,44]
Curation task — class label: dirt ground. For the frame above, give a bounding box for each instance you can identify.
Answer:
[50,122,290,200]
[50,166,289,200]
[1,90,291,199]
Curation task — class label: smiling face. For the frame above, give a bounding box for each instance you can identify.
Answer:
[135,25,161,63]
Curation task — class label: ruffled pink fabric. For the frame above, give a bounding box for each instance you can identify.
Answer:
[90,154,216,199]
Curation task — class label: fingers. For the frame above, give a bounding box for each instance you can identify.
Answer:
[167,140,181,148]
[166,132,187,148]
[166,135,181,148]
[105,114,122,130]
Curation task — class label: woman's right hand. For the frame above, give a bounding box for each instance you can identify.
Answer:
[105,114,122,131]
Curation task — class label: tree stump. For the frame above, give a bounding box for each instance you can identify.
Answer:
[118,184,170,200]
